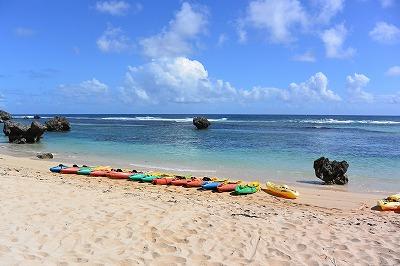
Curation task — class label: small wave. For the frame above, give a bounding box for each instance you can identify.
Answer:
[129,163,217,173]
[299,119,400,125]
[101,116,228,123]
[13,115,34,119]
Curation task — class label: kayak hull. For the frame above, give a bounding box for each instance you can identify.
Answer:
[50,165,68,173]
[201,182,221,190]
[262,182,299,199]
[171,179,189,186]
[107,172,131,179]
[129,173,146,181]
[217,183,238,192]
[90,170,111,177]
[60,167,80,174]
[152,178,173,185]
[377,200,400,211]
[185,179,205,187]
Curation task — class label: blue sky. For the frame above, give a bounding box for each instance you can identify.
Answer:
[0,0,399,115]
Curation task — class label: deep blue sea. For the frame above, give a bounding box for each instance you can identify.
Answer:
[2,114,399,192]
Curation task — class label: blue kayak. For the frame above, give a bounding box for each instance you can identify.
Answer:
[50,164,69,173]
[201,181,221,190]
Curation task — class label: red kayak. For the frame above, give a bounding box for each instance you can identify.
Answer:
[217,183,239,192]
[152,178,173,185]
[90,170,111,177]
[185,179,205,188]
[171,179,189,186]
[107,172,132,179]
[60,167,80,174]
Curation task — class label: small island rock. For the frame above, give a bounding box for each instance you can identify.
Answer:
[3,120,46,144]
[313,157,349,185]
[45,116,71,131]
[0,110,12,122]
[193,117,210,130]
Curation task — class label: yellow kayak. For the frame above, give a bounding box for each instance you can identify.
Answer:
[377,199,400,211]
[262,182,299,199]
[387,194,400,202]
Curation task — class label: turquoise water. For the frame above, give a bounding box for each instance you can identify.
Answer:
[2,114,399,192]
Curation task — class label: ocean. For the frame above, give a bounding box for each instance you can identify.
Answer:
[2,114,400,192]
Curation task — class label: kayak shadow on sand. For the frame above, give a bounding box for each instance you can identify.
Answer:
[296,180,326,186]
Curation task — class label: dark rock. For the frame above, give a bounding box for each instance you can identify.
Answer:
[3,120,46,144]
[23,116,29,119]
[0,110,12,122]
[193,117,210,130]
[37,152,53,159]
[33,115,41,119]
[45,116,71,131]
[313,157,349,185]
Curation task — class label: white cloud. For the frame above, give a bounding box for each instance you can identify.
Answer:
[244,0,307,44]
[380,0,394,8]
[121,56,341,104]
[14,27,35,37]
[217,34,228,47]
[369,22,400,44]
[321,24,355,59]
[386,66,400,77]
[314,0,345,24]
[346,73,374,103]
[292,51,316,62]
[139,2,208,58]
[95,1,130,16]
[59,78,108,97]
[236,21,248,43]
[97,25,134,53]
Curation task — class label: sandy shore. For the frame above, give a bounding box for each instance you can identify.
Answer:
[0,153,399,265]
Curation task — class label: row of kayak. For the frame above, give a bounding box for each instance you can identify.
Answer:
[50,164,300,199]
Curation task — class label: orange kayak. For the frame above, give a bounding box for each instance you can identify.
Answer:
[90,170,111,177]
[185,179,205,187]
[171,179,189,186]
[60,167,80,174]
[152,178,173,185]
[217,183,238,192]
[107,172,132,179]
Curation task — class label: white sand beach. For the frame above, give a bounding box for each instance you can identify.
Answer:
[0,153,399,265]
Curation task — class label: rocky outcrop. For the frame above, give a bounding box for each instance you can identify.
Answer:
[313,157,349,185]
[0,110,11,122]
[34,115,41,119]
[3,121,46,144]
[193,117,210,130]
[37,152,54,159]
[45,116,71,132]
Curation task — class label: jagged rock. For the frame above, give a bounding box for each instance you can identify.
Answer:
[193,117,210,130]
[0,110,11,122]
[313,157,349,185]
[45,116,71,131]
[3,121,46,144]
[34,115,41,119]
[37,152,53,159]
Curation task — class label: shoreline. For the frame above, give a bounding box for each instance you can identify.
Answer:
[0,152,399,265]
[1,142,399,195]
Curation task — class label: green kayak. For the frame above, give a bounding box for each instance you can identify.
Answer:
[129,173,146,181]
[77,167,92,175]
[235,184,259,195]
[141,175,159,183]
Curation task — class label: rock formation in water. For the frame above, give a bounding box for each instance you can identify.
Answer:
[0,110,12,122]
[313,157,349,185]
[3,121,46,144]
[34,115,41,119]
[193,117,210,130]
[45,116,71,131]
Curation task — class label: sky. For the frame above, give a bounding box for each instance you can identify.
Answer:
[0,0,399,115]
